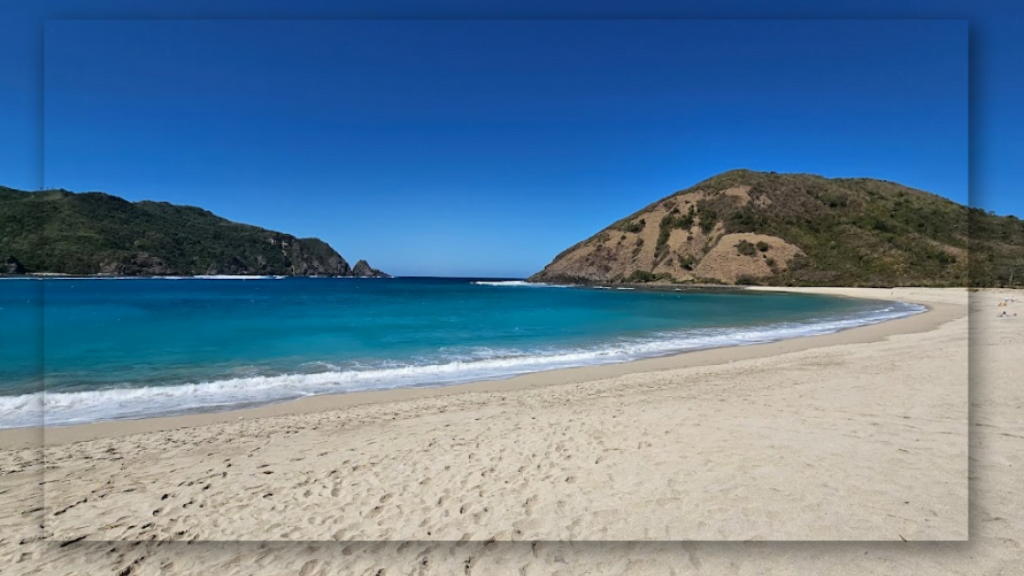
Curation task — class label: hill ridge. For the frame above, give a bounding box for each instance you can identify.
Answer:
[529,170,1022,287]
[0,185,388,277]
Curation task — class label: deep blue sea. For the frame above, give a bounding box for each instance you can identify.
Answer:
[0,277,923,428]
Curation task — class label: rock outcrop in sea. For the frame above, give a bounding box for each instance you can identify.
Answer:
[351,259,391,278]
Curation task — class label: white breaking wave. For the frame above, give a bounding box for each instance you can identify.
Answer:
[0,303,924,429]
[471,280,570,288]
[189,275,279,280]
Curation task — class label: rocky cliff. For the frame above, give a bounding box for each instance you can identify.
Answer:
[351,259,390,278]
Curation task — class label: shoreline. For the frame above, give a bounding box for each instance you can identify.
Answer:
[2,286,971,542]
[0,286,963,449]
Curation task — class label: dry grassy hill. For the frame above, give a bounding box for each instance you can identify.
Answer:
[529,170,1023,287]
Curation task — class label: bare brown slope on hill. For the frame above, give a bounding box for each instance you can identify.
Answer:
[529,169,1024,287]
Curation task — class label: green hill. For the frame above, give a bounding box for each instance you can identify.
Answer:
[529,170,1023,287]
[0,185,387,277]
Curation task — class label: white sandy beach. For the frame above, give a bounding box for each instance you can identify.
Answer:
[0,287,1003,575]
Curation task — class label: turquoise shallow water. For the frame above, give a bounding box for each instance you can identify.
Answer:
[0,277,922,428]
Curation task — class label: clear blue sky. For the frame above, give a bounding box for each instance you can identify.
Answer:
[2,3,1015,277]
[39,19,967,277]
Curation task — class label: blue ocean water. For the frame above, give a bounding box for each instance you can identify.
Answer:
[0,277,923,428]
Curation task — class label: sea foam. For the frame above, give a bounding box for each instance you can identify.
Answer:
[0,302,924,429]
[471,280,570,288]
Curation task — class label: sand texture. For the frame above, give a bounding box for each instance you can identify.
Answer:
[0,288,1000,575]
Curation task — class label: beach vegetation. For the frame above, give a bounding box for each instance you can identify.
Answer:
[695,201,718,233]
[631,238,644,258]
[626,270,658,283]
[654,205,697,259]
[614,218,646,234]
[736,240,757,256]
